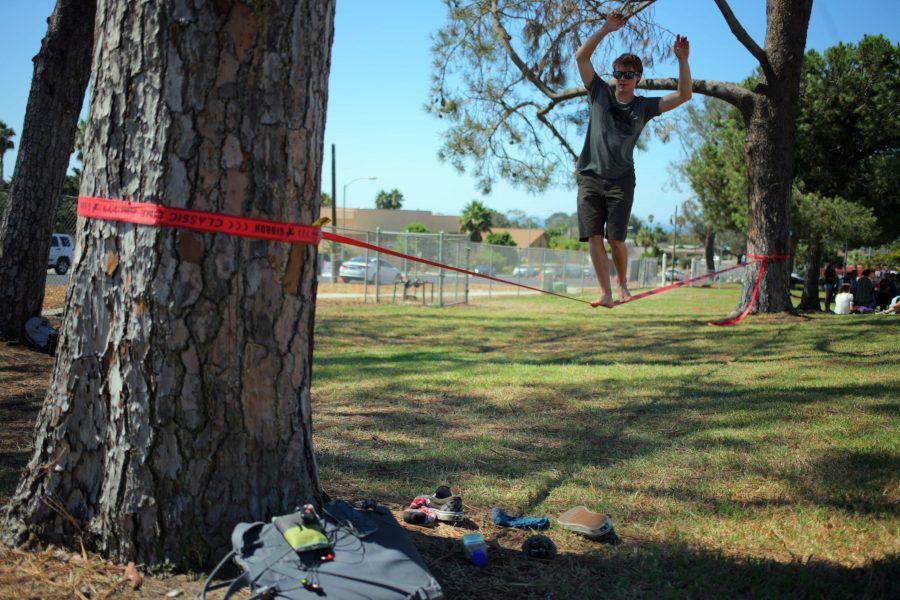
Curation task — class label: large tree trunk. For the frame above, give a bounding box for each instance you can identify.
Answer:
[704,228,715,272]
[0,0,95,340]
[736,0,813,315]
[2,0,335,569]
[799,238,822,311]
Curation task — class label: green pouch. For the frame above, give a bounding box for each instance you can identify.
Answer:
[274,514,331,553]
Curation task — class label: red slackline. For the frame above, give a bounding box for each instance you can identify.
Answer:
[76,196,786,323]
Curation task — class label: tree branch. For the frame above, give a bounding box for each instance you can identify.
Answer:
[712,0,776,85]
[553,78,755,113]
[623,0,659,19]
[536,103,577,159]
[490,0,556,98]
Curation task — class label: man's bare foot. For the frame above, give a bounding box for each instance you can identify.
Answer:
[616,282,631,303]
[590,293,615,308]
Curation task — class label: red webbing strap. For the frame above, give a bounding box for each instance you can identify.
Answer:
[322,231,593,305]
[708,253,789,326]
[77,196,786,321]
[78,196,322,245]
[77,196,591,305]
[613,262,748,306]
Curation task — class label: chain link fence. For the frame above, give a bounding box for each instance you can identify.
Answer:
[318,226,667,306]
[688,256,748,286]
[42,196,723,312]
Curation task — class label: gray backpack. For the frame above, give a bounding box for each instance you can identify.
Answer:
[199,500,443,600]
[24,316,58,354]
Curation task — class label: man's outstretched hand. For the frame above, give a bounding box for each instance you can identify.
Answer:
[601,12,628,34]
[674,35,690,60]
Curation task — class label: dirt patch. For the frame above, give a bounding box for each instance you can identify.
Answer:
[0,545,244,600]
[0,340,55,504]
[42,286,68,313]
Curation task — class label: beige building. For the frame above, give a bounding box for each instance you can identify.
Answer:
[327,207,554,248]
[487,227,549,248]
[331,207,461,234]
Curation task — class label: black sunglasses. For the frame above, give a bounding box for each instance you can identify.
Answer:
[613,70,639,80]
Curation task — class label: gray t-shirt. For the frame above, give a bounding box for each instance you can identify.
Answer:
[576,74,661,179]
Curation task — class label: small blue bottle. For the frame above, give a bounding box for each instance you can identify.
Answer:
[461,533,488,566]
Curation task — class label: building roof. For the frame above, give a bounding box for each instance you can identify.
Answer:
[489,227,548,248]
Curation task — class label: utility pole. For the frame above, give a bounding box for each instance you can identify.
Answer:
[331,144,338,281]
[331,144,336,228]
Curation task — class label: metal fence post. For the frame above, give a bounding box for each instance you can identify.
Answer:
[374,227,381,303]
[488,245,493,298]
[438,231,445,307]
[517,248,522,296]
[660,252,667,286]
[464,245,471,305]
[541,246,547,286]
[403,233,409,277]
[580,251,587,294]
[454,240,460,303]
[364,232,370,303]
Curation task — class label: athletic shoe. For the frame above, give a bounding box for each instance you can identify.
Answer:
[402,497,436,526]
[424,486,464,522]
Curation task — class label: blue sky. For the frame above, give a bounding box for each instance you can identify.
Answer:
[1,1,896,224]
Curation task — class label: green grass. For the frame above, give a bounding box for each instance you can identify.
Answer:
[310,286,898,598]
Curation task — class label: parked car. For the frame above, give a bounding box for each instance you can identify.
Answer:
[664,268,685,282]
[473,264,497,276]
[512,264,538,278]
[338,256,402,283]
[48,233,73,274]
[563,264,587,278]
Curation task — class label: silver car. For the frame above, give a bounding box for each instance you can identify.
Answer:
[338,256,402,283]
[48,233,74,274]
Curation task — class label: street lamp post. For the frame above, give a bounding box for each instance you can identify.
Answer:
[335,176,376,285]
[343,176,377,214]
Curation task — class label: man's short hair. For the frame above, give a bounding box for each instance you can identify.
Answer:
[612,53,643,74]
[862,269,871,277]
[840,283,851,293]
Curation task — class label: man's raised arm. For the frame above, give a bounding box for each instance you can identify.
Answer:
[574,13,627,88]
[659,35,692,113]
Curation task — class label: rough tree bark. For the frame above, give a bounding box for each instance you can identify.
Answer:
[799,237,822,311]
[704,228,715,272]
[2,0,335,568]
[722,0,812,315]
[0,0,96,340]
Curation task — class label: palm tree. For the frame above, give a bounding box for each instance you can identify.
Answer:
[0,121,15,188]
[374,188,404,209]
[635,226,656,254]
[460,200,493,242]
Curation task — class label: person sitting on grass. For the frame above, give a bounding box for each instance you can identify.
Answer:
[853,269,876,311]
[876,273,897,310]
[823,262,838,313]
[574,12,693,308]
[878,295,900,315]
[833,284,854,315]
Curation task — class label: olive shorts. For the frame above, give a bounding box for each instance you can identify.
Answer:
[576,170,635,242]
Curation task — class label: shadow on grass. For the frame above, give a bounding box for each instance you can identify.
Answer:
[315,375,898,515]
[314,314,900,598]
[407,529,897,599]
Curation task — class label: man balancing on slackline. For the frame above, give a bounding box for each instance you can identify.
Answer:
[574,12,692,308]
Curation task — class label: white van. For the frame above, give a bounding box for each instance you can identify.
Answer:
[48,233,74,274]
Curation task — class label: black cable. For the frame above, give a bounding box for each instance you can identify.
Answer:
[197,549,236,600]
